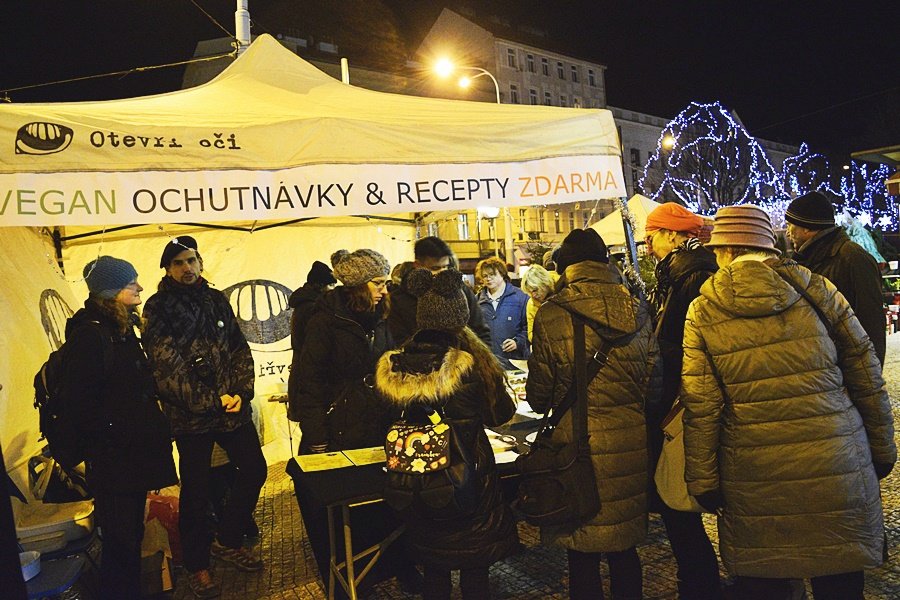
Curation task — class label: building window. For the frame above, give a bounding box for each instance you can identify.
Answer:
[458,213,469,240]
[539,210,545,232]
[529,88,538,105]
[557,62,565,79]
[541,57,549,76]
[588,69,596,86]
[519,208,527,240]
[573,97,581,108]
[559,95,567,107]
[568,211,575,230]
[509,84,519,104]
[507,48,517,69]
[526,54,535,73]
[630,148,641,167]
[544,91,552,105]
[570,65,578,83]
[554,210,561,233]
[583,210,590,227]
[427,221,438,237]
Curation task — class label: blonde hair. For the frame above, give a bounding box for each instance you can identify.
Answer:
[93,296,134,336]
[522,265,554,297]
[476,257,509,281]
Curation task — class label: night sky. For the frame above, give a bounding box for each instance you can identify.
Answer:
[1,1,896,160]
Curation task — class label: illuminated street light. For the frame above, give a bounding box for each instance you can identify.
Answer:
[661,135,676,150]
[433,58,501,104]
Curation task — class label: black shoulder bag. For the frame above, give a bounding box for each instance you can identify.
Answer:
[514,313,608,530]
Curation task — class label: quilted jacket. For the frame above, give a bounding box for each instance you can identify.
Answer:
[682,258,896,578]
[142,276,255,436]
[526,261,662,552]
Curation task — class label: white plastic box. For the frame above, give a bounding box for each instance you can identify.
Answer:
[16,500,94,553]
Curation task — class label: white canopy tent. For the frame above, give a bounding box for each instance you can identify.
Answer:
[0,34,626,487]
[590,194,660,246]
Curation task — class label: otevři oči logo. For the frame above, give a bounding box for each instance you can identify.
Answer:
[16,122,74,155]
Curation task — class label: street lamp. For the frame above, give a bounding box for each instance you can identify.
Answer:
[661,135,676,150]
[477,206,501,257]
[433,58,501,104]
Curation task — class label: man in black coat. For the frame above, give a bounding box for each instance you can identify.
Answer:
[644,203,723,600]
[143,236,267,598]
[786,191,886,365]
[387,236,492,346]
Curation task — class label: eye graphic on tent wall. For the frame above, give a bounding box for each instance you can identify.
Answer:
[221,279,292,346]
[39,289,75,351]
[15,122,74,155]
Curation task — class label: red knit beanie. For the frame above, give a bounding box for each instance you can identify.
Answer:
[645,203,705,237]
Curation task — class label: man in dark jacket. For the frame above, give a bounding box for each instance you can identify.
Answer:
[786,191,886,365]
[644,203,723,600]
[143,236,268,599]
[287,260,336,417]
[387,236,492,346]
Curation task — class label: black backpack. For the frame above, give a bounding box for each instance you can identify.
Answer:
[382,409,482,520]
[33,320,113,469]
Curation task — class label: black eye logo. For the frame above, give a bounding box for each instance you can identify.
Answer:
[16,122,74,155]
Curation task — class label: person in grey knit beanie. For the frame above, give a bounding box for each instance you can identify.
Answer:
[332,248,390,287]
[83,256,138,299]
[406,268,469,331]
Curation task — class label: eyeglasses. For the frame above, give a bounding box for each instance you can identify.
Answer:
[370,279,388,290]
[644,230,659,248]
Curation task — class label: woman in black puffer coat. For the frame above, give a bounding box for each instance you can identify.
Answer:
[61,256,176,600]
[376,268,519,600]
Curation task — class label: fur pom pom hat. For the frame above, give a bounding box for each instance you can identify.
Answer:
[332,248,390,287]
[407,268,469,331]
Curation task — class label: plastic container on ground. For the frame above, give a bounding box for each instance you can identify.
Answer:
[19,550,41,581]
[16,500,94,551]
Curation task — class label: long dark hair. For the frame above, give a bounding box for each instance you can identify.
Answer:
[457,326,508,403]
[344,283,376,313]
[90,296,135,336]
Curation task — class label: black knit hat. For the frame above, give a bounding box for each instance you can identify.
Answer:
[159,236,199,268]
[407,268,469,331]
[785,191,835,230]
[307,261,336,285]
[556,228,608,273]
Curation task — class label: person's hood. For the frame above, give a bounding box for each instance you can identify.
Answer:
[288,283,323,308]
[375,331,474,407]
[700,259,804,318]
[65,300,114,337]
[553,261,648,341]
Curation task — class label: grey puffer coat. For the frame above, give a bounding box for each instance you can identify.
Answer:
[682,258,896,578]
[142,276,255,436]
[526,261,662,552]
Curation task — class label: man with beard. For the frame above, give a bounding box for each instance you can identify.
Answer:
[143,236,267,599]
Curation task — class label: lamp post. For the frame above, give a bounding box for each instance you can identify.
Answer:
[434,58,501,104]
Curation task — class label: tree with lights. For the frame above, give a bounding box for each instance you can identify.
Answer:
[640,102,780,213]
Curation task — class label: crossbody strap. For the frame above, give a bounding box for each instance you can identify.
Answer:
[774,268,838,343]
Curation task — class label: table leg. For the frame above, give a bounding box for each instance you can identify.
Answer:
[327,505,336,600]
[342,504,357,600]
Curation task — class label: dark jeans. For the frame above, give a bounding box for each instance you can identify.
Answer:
[94,489,147,600]
[423,565,490,600]
[175,422,267,573]
[658,501,721,599]
[733,571,864,600]
[568,547,642,600]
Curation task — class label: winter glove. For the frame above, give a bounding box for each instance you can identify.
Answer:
[694,490,725,514]
[873,462,894,480]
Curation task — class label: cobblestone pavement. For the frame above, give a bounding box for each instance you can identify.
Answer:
[160,336,900,600]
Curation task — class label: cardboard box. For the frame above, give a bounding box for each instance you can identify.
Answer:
[140,551,174,596]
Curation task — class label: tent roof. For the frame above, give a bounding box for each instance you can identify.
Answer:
[1,34,620,172]
[590,195,660,246]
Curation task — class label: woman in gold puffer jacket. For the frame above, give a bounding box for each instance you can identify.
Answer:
[682,205,896,600]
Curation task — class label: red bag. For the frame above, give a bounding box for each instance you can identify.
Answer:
[146,494,181,565]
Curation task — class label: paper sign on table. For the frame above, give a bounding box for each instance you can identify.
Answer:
[293,452,354,472]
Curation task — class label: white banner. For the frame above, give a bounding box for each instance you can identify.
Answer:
[0,155,625,227]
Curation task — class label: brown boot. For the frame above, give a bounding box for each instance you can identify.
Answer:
[187,569,221,599]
